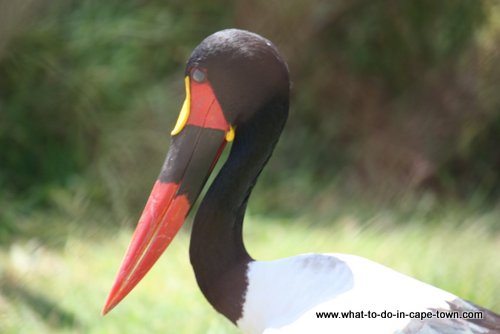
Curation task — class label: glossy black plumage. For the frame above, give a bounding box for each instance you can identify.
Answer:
[187,29,290,322]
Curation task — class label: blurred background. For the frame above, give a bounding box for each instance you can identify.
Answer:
[0,0,499,333]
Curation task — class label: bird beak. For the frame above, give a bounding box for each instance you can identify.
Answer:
[102,75,234,315]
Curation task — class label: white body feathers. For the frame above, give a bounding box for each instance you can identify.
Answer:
[237,254,463,334]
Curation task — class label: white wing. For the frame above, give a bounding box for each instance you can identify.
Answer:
[237,254,498,334]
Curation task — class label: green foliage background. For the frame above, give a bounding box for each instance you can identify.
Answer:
[1,0,499,215]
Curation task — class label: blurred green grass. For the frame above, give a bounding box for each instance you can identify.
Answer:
[0,209,498,333]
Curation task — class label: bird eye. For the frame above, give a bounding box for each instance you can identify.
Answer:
[191,68,206,83]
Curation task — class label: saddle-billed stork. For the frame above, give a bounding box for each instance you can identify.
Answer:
[103,29,500,333]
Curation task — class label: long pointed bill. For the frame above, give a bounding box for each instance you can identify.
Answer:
[103,72,234,315]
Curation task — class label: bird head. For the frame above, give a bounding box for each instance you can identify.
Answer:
[102,29,289,315]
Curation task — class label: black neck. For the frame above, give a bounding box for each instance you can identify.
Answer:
[189,97,288,323]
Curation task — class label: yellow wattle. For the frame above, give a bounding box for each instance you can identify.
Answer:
[225,126,235,142]
[171,76,191,135]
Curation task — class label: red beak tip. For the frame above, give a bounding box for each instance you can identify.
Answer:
[102,298,116,316]
[102,302,112,316]
[102,182,192,318]
[102,289,121,316]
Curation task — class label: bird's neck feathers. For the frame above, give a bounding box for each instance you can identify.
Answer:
[189,96,288,323]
